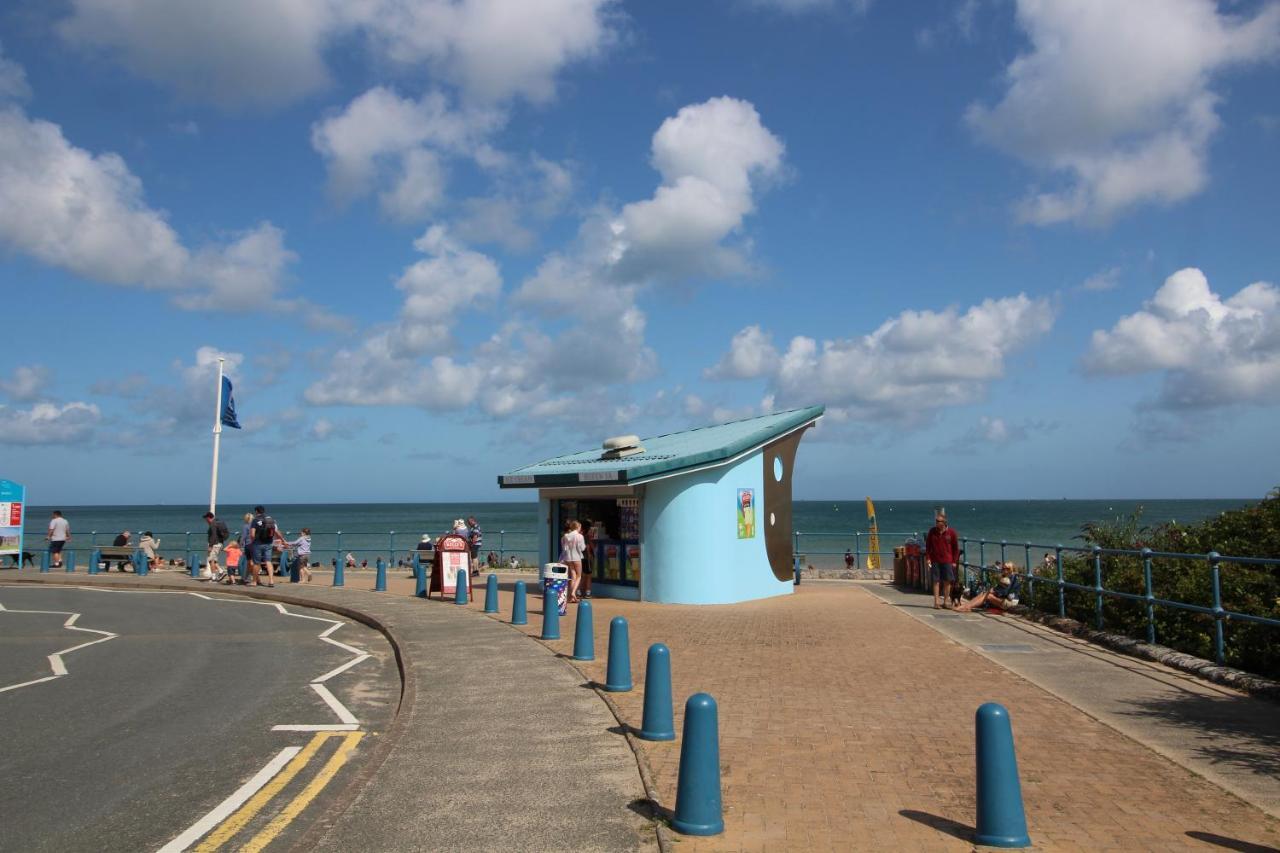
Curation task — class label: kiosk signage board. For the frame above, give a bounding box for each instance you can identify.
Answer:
[0,480,25,565]
[429,533,473,599]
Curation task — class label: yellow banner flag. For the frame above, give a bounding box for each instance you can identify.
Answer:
[865,497,881,570]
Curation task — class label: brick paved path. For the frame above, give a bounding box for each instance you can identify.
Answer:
[491,581,1280,852]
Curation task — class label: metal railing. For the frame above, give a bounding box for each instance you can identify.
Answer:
[955,537,1280,668]
[793,530,922,570]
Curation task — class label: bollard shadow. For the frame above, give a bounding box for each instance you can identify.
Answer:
[897,810,972,843]
[606,724,630,736]
[578,680,604,691]
[1185,831,1280,851]
[629,797,673,824]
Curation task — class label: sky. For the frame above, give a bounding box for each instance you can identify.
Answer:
[1,0,1278,505]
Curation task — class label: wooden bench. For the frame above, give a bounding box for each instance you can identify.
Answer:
[94,545,138,572]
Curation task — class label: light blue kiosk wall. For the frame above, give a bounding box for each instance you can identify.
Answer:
[642,450,790,605]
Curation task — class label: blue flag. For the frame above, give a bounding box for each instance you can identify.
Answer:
[220,376,242,429]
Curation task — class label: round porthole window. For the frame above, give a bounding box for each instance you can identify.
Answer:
[773,456,784,481]
[769,512,776,526]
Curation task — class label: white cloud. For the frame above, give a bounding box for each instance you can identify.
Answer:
[1080,266,1122,293]
[0,102,339,327]
[0,401,101,445]
[743,0,873,13]
[0,41,30,101]
[58,0,334,109]
[705,325,780,379]
[1083,267,1280,409]
[710,294,1055,422]
[0,365,51,402]
[609,97,785,281]
[966,0,1280,225]
[942,415,1057,454]
[57,0,618,111]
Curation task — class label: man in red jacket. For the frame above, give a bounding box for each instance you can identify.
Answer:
[925,511,960,609]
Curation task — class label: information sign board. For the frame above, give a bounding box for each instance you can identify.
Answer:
[0,480,25,565]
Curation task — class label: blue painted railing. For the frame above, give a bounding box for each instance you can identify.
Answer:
[793,530,922,570]
[954,538,1280,667]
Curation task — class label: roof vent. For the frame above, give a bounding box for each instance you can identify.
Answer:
[601,434,644,460]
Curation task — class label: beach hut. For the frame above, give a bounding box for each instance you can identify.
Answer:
[497,406,824,605]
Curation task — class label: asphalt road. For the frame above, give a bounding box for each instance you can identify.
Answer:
[0,585,398,853]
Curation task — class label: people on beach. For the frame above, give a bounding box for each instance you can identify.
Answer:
[286,528,313,582]
[109,530,132,571]
[561,519,586,603]
[844,549,854,569]
[247,506,276,587]
[203,511,229,580]
[509,555,519,571]
[139,531,162,570]
[957,563,1022,612]
[925,511,959,609]
[344,552,357,569]
[46,510,70,569]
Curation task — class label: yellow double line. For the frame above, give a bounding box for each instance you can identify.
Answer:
[195,731,364,852]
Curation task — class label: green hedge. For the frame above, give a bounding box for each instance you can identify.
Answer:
[1020,489,1280,679]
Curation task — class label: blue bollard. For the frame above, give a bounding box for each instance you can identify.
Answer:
[484,573,499,613]
[65,551,76,573]
[414,554,427,597]
[672,692,724,836]
[189,551,200,578]
[572,600,595,661]
[512,580,528,625]
[88,549,100,575]
[455,569,469,605]
[334,557,345,587]
[238,552,248,582]
[375,558,387,591]
[40,549,51,573]
[638,643,675,741]
[604,616,632,692]
[541,585,561,640]
[975,702,1031,848]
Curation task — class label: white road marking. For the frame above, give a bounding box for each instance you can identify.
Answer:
[313,654,371,684]
[309,683,359,726]
[156,745,302,853]
[0,599,119,693]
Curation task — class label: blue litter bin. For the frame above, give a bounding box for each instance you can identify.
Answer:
[542,562,569,616]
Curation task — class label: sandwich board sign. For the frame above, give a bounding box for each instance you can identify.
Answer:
[429,533,473,599]
[0,480,25,567]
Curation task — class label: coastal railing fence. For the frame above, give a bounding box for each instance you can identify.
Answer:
[793,531,922,570]
[48,530,542,571]
[956,537,1280,675]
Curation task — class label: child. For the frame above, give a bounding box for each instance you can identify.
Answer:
[221,540,243,584]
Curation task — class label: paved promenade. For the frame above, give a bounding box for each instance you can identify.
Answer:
[8,567,1280,851]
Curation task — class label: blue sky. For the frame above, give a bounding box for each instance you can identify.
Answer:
[1,0,1278,505]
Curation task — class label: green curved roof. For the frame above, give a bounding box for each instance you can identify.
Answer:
[498,406,824,488]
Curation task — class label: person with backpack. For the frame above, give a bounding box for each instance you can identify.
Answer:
[202,512,230,578]
[248,505,277,588]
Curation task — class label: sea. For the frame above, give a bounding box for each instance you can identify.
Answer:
[16,498,1253,569]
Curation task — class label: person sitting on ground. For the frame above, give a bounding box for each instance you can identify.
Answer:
[509,555,519,571]
[956,563,1022,612]
[139,531,162,570]
[345,552,357,569]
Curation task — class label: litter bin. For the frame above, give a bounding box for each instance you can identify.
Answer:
[893,546,906,586]
[542,562,569,616]
[904,540,921,588]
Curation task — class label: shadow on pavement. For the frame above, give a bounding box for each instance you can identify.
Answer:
[1118,691,1280,777]
[898,809,972,842]
[630,797,673,823]
[1186,830,1280,851]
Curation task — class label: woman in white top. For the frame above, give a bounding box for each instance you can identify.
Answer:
[561,519,586,603]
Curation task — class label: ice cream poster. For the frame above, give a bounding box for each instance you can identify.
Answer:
[737,488,755,539]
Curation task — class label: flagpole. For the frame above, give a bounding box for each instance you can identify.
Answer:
[210,357,225,515]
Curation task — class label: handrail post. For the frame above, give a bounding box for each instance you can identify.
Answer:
[336,531,342,569]
[1093,546,1104,630]
[978,540,986,581]
[1055,546,1064,617]
[1000,540,1007,567]
[1142,548,1155,645]
[794,531,800,571]
[91,530,97,546]
[499,530,505,562]
[1024,542,1033,599]
[1209,552,1224,666]
[960,541,968,588]
[853,532,860,572]
[185,531,192,552]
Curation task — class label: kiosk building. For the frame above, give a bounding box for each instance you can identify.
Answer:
[497,406,823,605]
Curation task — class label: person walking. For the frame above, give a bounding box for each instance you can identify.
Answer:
[203,511,230,580]
[46,510,71,569]
[466,516,482,566]
[925,511,960,609]
[238,512,254,583]
[561,519,586,603]
[248,506,276,587]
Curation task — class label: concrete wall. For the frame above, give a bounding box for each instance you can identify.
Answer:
[641,449,793,605]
